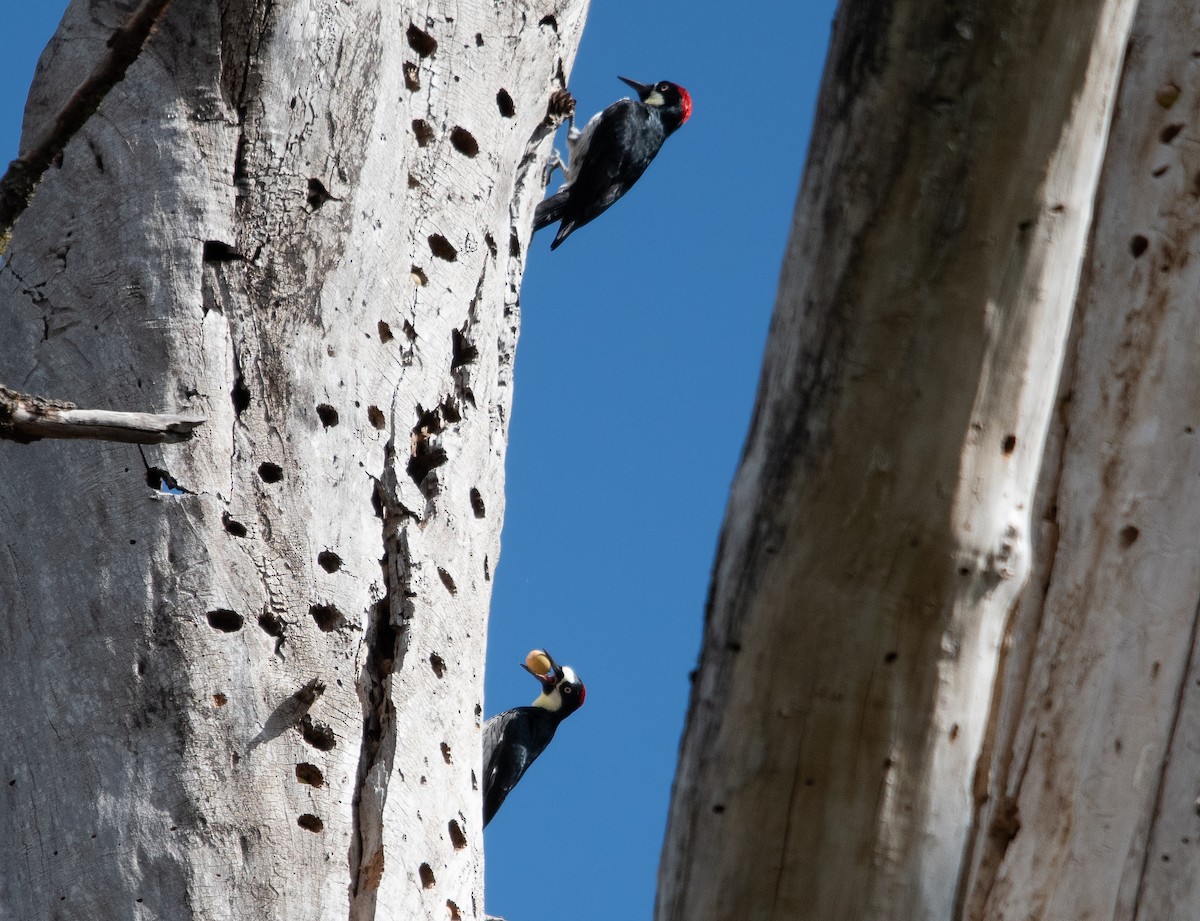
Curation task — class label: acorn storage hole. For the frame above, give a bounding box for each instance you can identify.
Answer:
[413,119,435,147]
[258,462,284,483]
[222,512,248,537]
[419,863,436,888]
[295,763,325,787]
[306,178,333,210]
[316,403,339,428]
[297,814,324,833]
[258,610,285,638]
[496,89,515,118]
[448,819,467,850]
[231,374,250,415]
[408,407,449,487]
[428,234,457,261]
[407,24,437,56]
[450,127,478,158]
[451,327,478,369]
[309,603,345,632]
[404,62,420,91]
[300,715,336,750]
[206,609,244,632]
[202,240,243,263]
[317,550,342,573]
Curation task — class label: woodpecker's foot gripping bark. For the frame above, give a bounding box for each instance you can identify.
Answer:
[543,104,582,185]
[543,89,577,184]
[543,147,567,186]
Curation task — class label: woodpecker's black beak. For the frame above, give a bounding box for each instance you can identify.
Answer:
[618,76,653,100]
[521,650,563,687]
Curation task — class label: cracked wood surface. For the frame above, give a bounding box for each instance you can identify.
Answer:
[959,2,1200,918]
[0,0,172,243]
[0,1,586,919]
[655,2,1137,920]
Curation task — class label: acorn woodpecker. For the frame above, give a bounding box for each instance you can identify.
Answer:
[534,76,692,250]
[482,650,586,827]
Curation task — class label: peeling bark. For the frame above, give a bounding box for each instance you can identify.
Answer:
[0,1,586,918]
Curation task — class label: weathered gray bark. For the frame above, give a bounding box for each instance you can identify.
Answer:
[0,1,585,918]
[0,0,171,243]
[656,2,1138,920]
[960,2,1200,917]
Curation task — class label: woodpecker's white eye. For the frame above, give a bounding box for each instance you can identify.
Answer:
[659,83,670,92]
[562,685,573,694]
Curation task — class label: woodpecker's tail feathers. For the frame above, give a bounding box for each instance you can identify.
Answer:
[533,189,570,232]
[549,221,577,251]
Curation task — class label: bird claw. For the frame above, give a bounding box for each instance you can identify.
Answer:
[543,148,567,185]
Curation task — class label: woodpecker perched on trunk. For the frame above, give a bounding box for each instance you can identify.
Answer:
[534,76,692,250]
[482,650,586,827]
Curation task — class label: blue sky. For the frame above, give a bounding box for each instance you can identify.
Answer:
[1,3,836,918]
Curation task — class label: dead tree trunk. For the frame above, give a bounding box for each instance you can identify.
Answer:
[656,2,1140,919]
[0,1,585,919]
[960,1,1200,917]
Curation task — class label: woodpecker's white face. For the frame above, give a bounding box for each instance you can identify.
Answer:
[532,666,583,712]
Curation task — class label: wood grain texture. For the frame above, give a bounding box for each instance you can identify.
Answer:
[0,1,585,918]
[0,0,171,241]
[655,2,1136,919]
[960,3,1200,918]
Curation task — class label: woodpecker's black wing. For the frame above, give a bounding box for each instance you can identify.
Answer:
[482,706,560,827]
[550,99,666,250]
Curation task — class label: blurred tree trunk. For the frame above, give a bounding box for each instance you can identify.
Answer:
[655,1,1168,919]
[0,1,585,919]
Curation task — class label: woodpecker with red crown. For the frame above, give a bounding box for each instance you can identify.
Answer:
[534,76,692,250]
[482,649,586,827]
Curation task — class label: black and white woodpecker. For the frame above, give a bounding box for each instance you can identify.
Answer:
[533,76,692,249]
[482,650,586,827]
